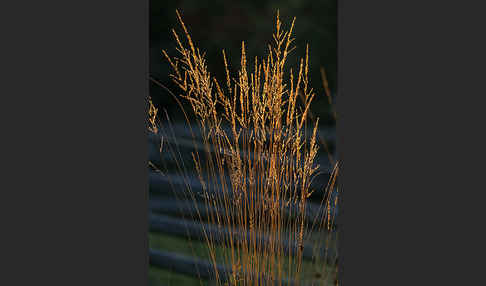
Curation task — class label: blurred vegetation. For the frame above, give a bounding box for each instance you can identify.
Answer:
[149,232,337,285]
[149,267,206,286]
[150,0,337,125]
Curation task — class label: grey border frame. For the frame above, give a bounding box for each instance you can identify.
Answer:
[8,0,474,284]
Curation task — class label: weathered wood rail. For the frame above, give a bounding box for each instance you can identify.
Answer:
[149,213,337,263]
[149,125,336,174]
[148,171,339,220]
[149,196,336,231]
[149,249,230,280]
[149,249,299,286]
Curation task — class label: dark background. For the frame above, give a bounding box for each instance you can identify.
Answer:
[150,0,337,125]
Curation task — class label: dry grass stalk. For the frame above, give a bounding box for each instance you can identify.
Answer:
[159,10,339,286]
[148,96,159,134]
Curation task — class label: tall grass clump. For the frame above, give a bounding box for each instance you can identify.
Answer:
[158,10,339,286]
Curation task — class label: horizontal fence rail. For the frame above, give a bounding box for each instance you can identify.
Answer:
[156,123,336,144]
[149,213,338,263]
[149,249,230,280]
[150,249,308,286]
[149,126,337,173]
[149,197,337,230]
[148,171,339,217]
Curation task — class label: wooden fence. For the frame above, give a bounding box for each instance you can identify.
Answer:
[148,123,339,285]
